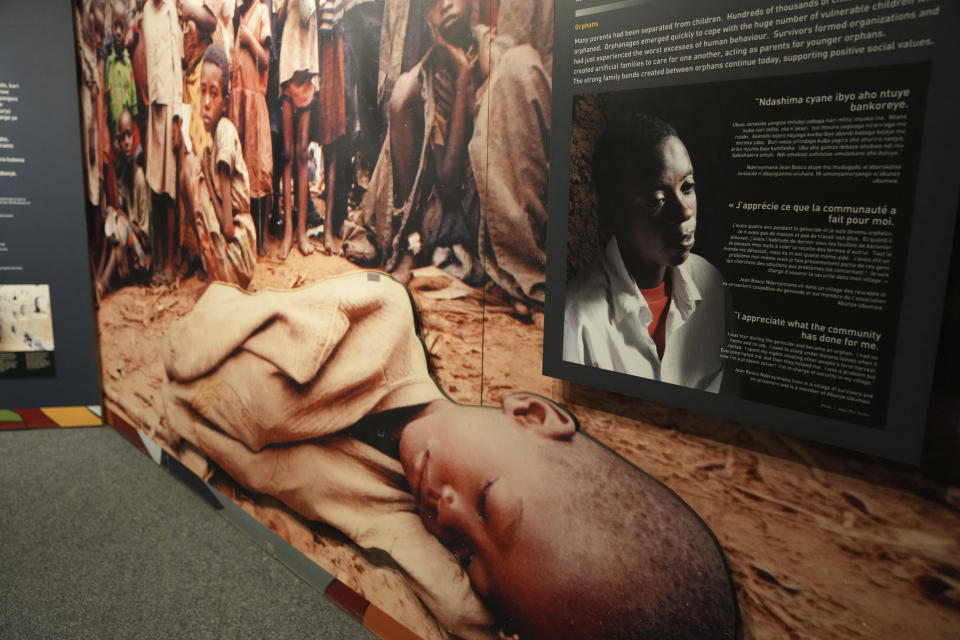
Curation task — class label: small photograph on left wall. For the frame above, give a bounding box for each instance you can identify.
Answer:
[0,284,55,351]
[0,284,56,377]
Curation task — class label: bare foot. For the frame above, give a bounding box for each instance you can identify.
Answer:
[279,227,293,260]
[324,235,341,256]
[298,235,315,256]
[511,299,534,324]
[391,252,415,285]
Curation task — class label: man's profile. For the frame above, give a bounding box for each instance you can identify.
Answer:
[564,113,727,391]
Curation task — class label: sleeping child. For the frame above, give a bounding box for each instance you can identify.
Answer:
[161,271,738,640]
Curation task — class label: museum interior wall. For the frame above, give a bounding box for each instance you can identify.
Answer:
[0,1,958,639]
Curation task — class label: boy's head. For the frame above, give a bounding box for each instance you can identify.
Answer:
[111,0,129,49]
[594,113,698,271]
[426,0,472,46]
[171,113,183,152]
[90,0,107,51]
[200,44,229,133]
[399,394,737,639]
[117,108,136,163]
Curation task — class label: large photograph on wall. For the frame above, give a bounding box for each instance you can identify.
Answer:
[542,0,960,464]
[561,64,926,427]
[71,0,744,638]
[0,2,101,410]
[71,0,960,639]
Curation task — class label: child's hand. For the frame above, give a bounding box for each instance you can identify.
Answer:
[430,22,473,79]
[238,24,250,49]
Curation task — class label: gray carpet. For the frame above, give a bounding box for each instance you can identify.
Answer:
[0,426,375,639]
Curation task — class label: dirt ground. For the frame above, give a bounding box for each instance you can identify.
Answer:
[96,233,960,640]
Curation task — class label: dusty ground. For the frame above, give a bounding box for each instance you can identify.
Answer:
[96,234,960,640]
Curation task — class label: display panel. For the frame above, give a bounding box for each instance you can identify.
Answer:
[0,284,56,378]
[0,2,101,410]
[68,1,960,639]
[543,0,960,463]
[70,1,742,639]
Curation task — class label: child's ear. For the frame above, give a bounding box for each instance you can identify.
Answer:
[502,393,577,441]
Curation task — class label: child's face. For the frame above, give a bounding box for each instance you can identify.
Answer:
[117,110,136,162]
[613,135,698,270]
[92,4,106,50]
[171,116,183,152]
[200,61,225,133]
[399,397,590,637]
[112,1,128,47]
[427,0,471,44]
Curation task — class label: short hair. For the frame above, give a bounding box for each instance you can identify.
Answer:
[201,43,230,101]
[593,113,678,204]
[117,107,133,129]
[547,434,738,640]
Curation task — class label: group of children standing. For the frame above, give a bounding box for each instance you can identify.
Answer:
[76,0,551,314]
[78,0,386,295]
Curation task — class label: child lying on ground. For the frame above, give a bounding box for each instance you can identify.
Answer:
[161,271,738,640]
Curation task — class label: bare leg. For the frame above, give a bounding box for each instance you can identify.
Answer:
[295,108,313,256]
[391,251,415,284]
[323,145,340,255]
[388,73,425,206]
[179,154,206,269]
[95,224,110,282]
[97,245,120,297]
[280,99,294,260]
[257,196,268,256]
[165,197,176,281]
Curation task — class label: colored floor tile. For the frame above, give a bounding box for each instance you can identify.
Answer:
[111,421,150,457]
[14,408,58,427]
[325,580,369,622]
[0,409,23,422]
[40,406,102,427]
[363,605,423,640]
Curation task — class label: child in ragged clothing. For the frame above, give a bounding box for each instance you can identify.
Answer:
[230,0,274,255]
[180,44,258,288]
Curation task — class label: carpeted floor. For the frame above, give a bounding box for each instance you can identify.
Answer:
[0,426,374,639]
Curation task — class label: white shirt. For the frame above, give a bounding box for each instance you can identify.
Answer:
[563,236,726,392]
